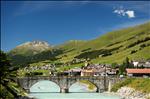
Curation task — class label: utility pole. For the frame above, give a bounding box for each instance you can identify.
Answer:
[27,63,30,93]
[104,64,106,91]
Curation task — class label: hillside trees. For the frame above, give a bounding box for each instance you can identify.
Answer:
[119,57,134,75]
[0,50,26,98]
[8,49,63,66]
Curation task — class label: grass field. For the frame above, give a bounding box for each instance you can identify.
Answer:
[111,78,150,93]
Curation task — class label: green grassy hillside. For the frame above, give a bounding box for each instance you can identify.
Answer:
[111,78,150,93]
[55,22,150,63]
[8,22,150,66]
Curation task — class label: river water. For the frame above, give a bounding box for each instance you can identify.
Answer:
[29,80,121,99]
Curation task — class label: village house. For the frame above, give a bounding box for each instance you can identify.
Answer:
[81,68,118,76]
[60,68,82,76]
[94,68,106,76]
[145,61,150,68]
[132,60,150,68]
[81,64,104,76]
[69,68,82,76]
[126,68,150,77]
[81,69,94,76]
[106,68,119,75]
[80,64,118,76]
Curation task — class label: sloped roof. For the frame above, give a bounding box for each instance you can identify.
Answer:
[126,69,150,74]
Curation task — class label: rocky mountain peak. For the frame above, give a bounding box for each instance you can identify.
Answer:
[30,41,49,47]
[18,40,50,48]
[12,40,52,55]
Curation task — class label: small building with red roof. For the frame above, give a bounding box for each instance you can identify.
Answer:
[126,69,150,77]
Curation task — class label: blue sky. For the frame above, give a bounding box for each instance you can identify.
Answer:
[1,1,150,51]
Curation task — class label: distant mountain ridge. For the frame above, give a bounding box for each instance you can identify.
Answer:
[17,41,49,48]
[9,41,51,56]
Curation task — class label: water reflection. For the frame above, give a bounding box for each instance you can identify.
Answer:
[30,80,96,93]
[30,80,60,92]
[70,82,96,92]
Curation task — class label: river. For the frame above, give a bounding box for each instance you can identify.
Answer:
[28,80,121,99]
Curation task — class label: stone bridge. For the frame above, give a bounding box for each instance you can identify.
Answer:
[16,76,121,93]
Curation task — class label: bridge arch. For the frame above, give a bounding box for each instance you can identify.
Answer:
[16,77,62,93]
[69,80,98,92]
[30,80,61,92]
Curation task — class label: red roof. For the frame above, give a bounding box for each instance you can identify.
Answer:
[126,69,150,74]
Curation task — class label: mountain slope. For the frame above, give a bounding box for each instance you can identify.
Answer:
[7,41,63,66]
[8,22,150,65]
[55,22,150,63]
[8,41,51,56]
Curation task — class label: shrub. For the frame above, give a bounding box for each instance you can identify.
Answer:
[32,72,43,75]
[130,50,137,54]
[111,63,118,69]
[140,44,146,48]
[26,72,43,76]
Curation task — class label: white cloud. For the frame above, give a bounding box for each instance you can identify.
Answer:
[113,7,135,18]
[114,9,126,16]
[125,10,135,18]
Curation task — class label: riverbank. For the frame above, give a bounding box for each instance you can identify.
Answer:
[79,80,97,92]
[111,78,150,99]
[117,86,150,99]
[15,96,35,99]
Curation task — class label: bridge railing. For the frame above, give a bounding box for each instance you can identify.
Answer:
[17,76,107,79]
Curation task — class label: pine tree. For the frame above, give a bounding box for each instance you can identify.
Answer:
[0,50,20,98]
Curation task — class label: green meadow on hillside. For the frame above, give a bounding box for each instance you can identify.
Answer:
[55,22,150,63]
[8,22,150,68]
